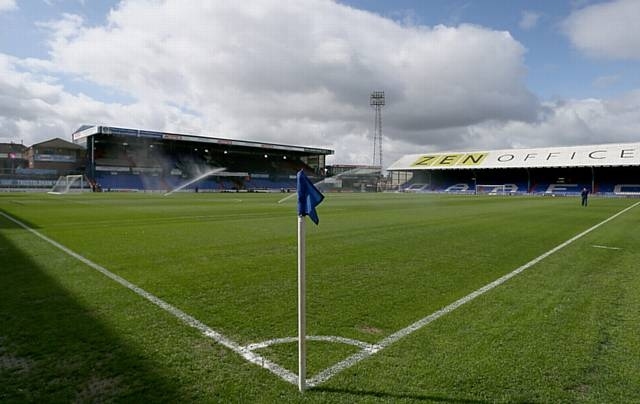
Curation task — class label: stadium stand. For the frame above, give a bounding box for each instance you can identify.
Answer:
[72,125,332,192]
[388,142,640,196]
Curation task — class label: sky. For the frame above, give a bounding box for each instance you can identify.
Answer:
[0,0,639,168]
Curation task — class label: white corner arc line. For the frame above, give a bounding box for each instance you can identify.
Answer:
[245,335,378,352]
[0,211,298,386]
[307,200,640,387]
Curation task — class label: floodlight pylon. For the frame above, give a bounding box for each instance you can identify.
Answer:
[370,91,385,170]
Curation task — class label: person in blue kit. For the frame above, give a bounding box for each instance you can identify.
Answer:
[581,187,589,207]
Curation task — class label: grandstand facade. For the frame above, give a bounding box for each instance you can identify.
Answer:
[388,142,640,195]
[72,125,333,192]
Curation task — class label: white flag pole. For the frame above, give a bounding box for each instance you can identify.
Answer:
[297,215,306,392]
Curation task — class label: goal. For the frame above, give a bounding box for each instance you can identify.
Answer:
[475,184,506,195]
[48,175,86,194]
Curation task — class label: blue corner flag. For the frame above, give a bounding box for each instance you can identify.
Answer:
[297,170,324,225]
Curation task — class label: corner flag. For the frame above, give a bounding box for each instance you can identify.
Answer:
[297,170,324,225]
[296,170,324,393]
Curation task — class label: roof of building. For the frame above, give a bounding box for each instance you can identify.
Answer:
[30,137,85,150]
[388,141,640,171]
[0,143,27,153]
[72,125,334,155]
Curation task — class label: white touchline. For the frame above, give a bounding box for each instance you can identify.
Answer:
[307,200,640,387]
[0,210,298,386]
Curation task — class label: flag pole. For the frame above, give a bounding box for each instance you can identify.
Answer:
[296,169,323,393]
[297,214,306,393]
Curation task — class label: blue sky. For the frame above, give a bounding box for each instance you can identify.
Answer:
[0,1,111,57]
[1,0,639,166]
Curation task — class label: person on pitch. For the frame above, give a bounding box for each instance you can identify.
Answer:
[581,187,589,207]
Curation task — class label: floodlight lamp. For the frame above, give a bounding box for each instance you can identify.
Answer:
[370,91,385,106]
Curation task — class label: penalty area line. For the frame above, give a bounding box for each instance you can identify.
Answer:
[308,200,640,387]
[0,210,298,387]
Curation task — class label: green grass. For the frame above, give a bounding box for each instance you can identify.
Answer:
[1,192,639,402]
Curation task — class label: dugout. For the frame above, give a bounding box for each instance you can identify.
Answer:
[387,142,640,195]
[72,125,333,191]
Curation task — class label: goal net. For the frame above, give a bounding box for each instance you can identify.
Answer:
[48,175,86,194]
[475,184,506,195]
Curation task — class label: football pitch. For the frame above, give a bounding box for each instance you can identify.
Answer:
[1,192,639,402]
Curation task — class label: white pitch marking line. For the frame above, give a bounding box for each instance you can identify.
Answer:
[0,211,298,386]
[245,335,378,352]
[591,245,622,250]
[277,193,296,204]
[307,200,640,387]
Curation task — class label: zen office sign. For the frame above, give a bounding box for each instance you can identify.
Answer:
[387,142,640,171]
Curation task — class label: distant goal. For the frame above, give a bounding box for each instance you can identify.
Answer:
[475,184,507,195]
[48,175,87,194]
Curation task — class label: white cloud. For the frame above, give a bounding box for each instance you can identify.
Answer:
[0,0,16,13]
[563,0,640,60]
[444,92,640,152]
[519,10,540,30]
[0,53,202,145]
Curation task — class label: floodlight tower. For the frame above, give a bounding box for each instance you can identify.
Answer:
[370,91,385,169]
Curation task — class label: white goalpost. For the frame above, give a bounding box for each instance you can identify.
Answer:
[475,184,507,195]
[48,175,86,194]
